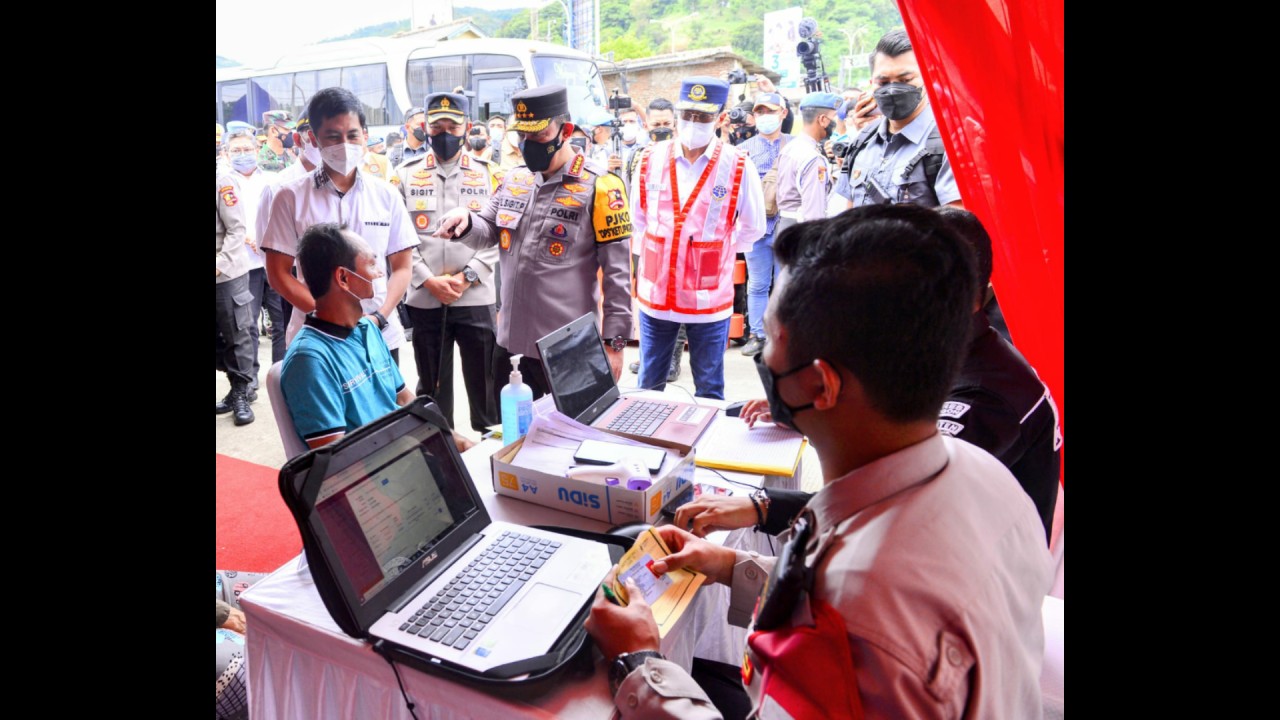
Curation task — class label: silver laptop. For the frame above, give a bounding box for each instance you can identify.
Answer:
[301,411,612,674]
[537,313,717,447]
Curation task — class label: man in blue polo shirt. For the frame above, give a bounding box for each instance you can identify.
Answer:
[280,223,474,452]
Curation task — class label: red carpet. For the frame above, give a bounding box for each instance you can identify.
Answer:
[217,454,301,572]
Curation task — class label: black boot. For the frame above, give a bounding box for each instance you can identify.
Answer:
[230,386,255,426]
[216,386,257,413]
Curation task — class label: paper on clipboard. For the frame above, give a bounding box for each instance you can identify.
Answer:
[694,414,807,476]
[611,528,706,638]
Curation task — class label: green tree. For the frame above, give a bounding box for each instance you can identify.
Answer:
[602,33,654,61]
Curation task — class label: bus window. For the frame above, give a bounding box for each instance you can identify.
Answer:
[476,74,526,123]
[218,81,249,125]
[251,74,297,119]
[342,64,392,127]
[531,56,607,123]
[473,54,521,71]
[407,55,468,101]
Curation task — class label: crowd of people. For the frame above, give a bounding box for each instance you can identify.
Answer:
[216,27,1061,719]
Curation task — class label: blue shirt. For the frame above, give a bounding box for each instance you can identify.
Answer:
[280,316,406,446]
[835,107,961,208]
[739,132,794,235]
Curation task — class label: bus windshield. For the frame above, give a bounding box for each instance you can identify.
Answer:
[533,56,607,123]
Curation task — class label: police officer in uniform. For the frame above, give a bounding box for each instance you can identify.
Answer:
[835,29,963,210]
[215,172,257,425]
[774,91,842,235]
[395,92,500,433]
[434,85,634,405]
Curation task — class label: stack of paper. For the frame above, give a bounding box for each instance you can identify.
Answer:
[693,414,808,476]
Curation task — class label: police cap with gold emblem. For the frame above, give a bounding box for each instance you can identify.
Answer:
[676,76,730,114]
[425,92,468,123]
[509,85,569,133]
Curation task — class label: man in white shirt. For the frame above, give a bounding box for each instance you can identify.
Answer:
[629,76,766,399]
[262,87,417,364]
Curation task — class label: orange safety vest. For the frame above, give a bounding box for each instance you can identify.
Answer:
[635,139,747,315]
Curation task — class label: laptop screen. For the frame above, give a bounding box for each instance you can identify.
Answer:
[315,423,478,606]
[539,316,615,421]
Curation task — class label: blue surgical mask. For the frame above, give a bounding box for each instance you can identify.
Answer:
[231,154,258,173]
[755,115,782,135]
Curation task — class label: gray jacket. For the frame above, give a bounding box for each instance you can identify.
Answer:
[216,173,251,283]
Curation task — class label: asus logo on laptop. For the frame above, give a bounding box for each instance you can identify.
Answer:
[421,551,439,569]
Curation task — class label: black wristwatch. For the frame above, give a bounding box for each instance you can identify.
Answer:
[371,310,388,330]
[610,650,664,695]
[605,335,627,352]
[462,266,479,284]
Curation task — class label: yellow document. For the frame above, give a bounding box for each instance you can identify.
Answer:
[611,528,706,638]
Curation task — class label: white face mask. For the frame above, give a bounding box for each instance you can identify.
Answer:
[755,115,782,135]
[678,119,716,150]
[489,127,504,142]
[620,124,640,143]
[299,135,323,167]
[320,141,364,176]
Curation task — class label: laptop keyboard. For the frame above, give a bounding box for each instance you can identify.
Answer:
[398,531,561,651]
[605,399,676,436]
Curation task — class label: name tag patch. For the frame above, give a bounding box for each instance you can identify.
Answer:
[937,420,965,436]
[939,401,971,419]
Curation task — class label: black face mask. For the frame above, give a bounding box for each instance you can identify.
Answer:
[412,126,427,143]
[278,131,295,149]
[753,353,815,433]
[429,132,462,160]
[649,127,674,143]
[872,82,924,121]
[468,137,488,151]
[520,128,565,173]
[822,116,836,139]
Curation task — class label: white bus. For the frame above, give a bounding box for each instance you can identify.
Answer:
[215,36,608,136]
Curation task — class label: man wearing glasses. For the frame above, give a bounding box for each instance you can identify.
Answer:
[628,77,766,399]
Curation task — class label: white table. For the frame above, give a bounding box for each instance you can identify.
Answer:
[241,408,802,719]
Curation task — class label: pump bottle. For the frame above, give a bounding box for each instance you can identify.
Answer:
[500,354,534,445]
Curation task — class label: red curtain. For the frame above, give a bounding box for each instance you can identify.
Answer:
[898,0,1064,480]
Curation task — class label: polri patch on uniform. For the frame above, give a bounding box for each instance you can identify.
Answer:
[939,401,971,419]
[460,153,471,169]
[818,167,826,183]
[548,240,566,256]
[389,175,400,186]
[852,168,862,180]
[561,182,588,194]
[550,223,567,238]
[711,185,728,199]
[937,419,965,436]
[554,196,584,207]
[412,212,430,230]
[425,154,436,169]
[468,200,483,212]
[565,154,585,178]
[221,186,239,207]
[461,178,484,187]
[499,228,512,251]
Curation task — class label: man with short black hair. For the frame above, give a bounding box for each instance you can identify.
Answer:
[258,110,297,172]
[586,205,1051,718]
[263,87,417,364]
[837,29,963,209]
[280,223,475,453]
[395,105,429,167]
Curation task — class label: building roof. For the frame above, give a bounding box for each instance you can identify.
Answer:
[598,46,779,83]
[392,17,488,42]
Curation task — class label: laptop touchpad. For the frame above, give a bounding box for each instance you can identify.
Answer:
[505,584,578,639]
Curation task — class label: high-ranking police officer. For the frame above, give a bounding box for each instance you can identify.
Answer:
[395,92,500,434]
[434,85,634,406]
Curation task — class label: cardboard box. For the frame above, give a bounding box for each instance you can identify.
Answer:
[491,438,695,525]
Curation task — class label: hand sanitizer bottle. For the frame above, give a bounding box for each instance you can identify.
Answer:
[501,354,534,446]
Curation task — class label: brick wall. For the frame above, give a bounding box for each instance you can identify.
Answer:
[601,55,774,118]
